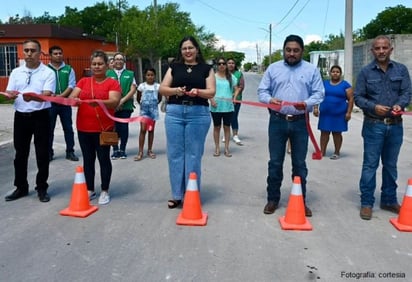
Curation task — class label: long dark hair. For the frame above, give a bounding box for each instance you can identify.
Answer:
[227,57,239,72]
[216,57,232,89]
[175,35,205,64]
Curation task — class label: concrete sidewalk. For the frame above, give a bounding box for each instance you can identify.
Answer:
[0,73,411,281]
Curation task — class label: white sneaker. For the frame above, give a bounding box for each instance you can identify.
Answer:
[88,191,97,200]
[222,136,225,142]
[98,191,110,205]
[233,135,243,145]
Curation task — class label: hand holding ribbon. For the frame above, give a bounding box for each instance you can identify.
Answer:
[1,91,155,131]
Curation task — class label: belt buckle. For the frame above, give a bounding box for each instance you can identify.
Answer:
[383,117,392,125]
[285,114,294,121]
[182,100,193,106]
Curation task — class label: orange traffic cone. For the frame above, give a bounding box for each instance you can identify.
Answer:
[390,178,412,232]
[60,166,98,218]
[176,172,208,226]
[279,176,312,231]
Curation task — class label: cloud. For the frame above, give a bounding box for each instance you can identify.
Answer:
[215,36,259,63]
[304,34,322,44]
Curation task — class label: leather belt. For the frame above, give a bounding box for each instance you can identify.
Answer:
[364,115,402,125]
[168,100,203,106]
[15,109,49,117]
[270,110,305,121]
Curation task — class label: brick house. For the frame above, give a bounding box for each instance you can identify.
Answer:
[0,24,117,90]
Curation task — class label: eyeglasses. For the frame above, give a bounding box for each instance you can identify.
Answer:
[218,62,226,65]
[181,46,195,52]
[23,48,38,54]
[26,71,32,85]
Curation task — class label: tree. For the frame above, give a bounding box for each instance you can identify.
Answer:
[243,62,252,72]
[302,41,330,61]
[33,12,59,24]
[262,50,283,67]
[58,7,83,29]
[324,33,344,50]
[120,3,216,63]
[210,51,245,66]
[2,1,220,69]
[357,5,412,40]
[6,11,34,24]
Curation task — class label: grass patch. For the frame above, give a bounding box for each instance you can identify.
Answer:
[0,96,13,104]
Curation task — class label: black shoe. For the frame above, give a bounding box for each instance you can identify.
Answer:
[38,191,50,202]
[66,152,79,161]
[5,189,29,201]
[380,204,401,214]
[305,205,313,217]
[263,201,278,214]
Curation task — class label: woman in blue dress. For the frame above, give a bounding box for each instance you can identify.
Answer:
[314,65,354,159]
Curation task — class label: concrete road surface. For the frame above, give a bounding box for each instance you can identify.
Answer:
[0,72,411,281]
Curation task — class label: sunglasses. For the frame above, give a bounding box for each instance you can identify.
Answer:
[218,62,226,65]
[23,48,38,53]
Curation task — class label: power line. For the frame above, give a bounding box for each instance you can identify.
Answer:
[321,0,330,41]
[274,0,300,26]
[276,0,312,34]
[196,0,267,25]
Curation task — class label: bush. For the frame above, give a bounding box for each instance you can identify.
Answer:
[0,95,13,104]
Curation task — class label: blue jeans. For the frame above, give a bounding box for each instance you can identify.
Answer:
[231,103,241,131]
[77,131,112,192]
[164,104,211,200]
[267,113,308,203]
[359,119,403,207]
[112,110,133,152]
[49,103,75,156]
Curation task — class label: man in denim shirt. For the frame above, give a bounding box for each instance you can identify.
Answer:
[258,34,324,217]
[354,35,411,220]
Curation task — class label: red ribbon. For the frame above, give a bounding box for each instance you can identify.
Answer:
[0,91,155,131]
[2,91,322,157]
[231,98,322,160]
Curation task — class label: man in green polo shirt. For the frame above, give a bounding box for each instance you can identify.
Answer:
[106,52,137,159]
[48,45,79,162]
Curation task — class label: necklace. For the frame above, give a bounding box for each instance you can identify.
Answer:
[186,64,194,73]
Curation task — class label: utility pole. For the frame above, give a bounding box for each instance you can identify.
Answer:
[269,23,272,64]
[344,0,353,84]
[154,0,162,82]
[116,0,122,51]
[256,43,259,65]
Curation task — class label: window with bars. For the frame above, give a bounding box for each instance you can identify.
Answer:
[0,44,18,77]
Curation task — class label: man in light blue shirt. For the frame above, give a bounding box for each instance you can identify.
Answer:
[258,34,324,217]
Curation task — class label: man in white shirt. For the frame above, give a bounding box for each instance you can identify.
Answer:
[4,39,56,202]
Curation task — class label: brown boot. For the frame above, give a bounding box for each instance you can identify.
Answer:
[360,207,372,220]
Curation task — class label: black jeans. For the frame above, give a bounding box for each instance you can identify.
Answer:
[49,103,76,156]
[77,131,112,192]
[112,109,133,152]
[14,109,50,192]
